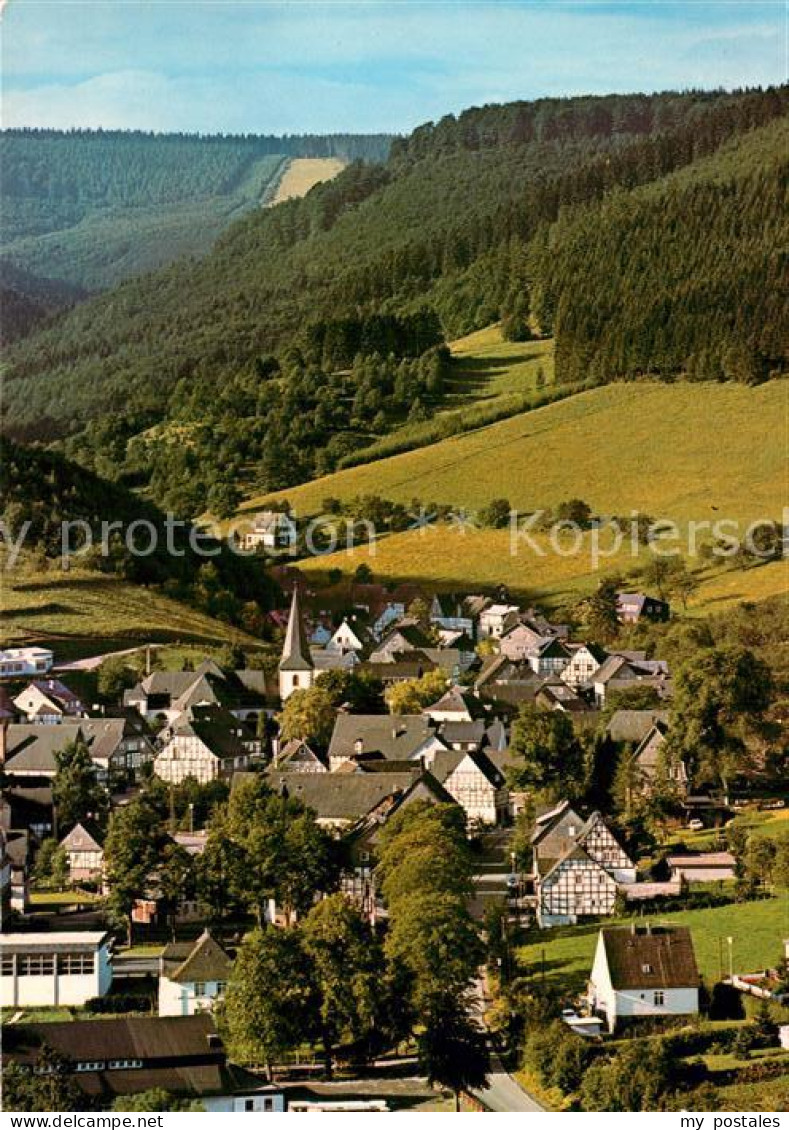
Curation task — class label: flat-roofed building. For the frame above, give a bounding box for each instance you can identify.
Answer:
[0,931,112,1008]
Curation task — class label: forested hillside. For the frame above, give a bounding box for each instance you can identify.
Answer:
[4,87,787,515]
[0,260,85,345]
[0,440,278,631]
[0,129,391,292]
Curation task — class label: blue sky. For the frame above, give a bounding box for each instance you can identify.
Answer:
[1,1,785,134]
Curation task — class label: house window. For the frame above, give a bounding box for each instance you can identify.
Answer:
[60,953,95,975]
[653,990,665,1007]
[244,1100,255,1112]
[641,963,653,974]
[194,982,206,996]
[18,955,55,976]
[263,1098,274,1112]
[1,956,15,976]
[76,1061,106,1072]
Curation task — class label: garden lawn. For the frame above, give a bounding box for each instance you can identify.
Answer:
[517,896,789,999]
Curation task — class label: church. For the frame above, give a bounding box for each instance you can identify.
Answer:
[278,587,315,701]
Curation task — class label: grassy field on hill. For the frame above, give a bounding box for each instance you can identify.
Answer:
[339,329,557,468]
[242,326,787,607]
[0,560,260,651]
[250,375,786,523]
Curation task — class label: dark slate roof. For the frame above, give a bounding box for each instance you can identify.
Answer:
[19,679,83,712]
[161,930,232,984]
[3,722,83,774]
[328,714,437,763]
[424,686,481,717]
[279,587,314,672]
[2,1015,236,1099]
[264,770,421,821]
[440,719,487,746]
[170,705,248,761]
[600,926,699,989]
[276,739,327,769]
[429,747,506,788]
[605,709,671,744]
[4,1013,220,1065]
[359,654,438,681]
[59,822,103,853]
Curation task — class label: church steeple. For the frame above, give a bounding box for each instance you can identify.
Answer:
[279,586,314,700]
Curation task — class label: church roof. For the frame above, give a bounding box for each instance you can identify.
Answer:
[279,588,314,672]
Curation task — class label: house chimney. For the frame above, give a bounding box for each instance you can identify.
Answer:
[354,738,364,755]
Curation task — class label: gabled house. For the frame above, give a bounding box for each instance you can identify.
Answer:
[532,802,636,926]
[535,680,593,717]
[422,686,479,723]
[327,714,445,772]
[588,925,700,1031]
[617,592,670,624]
[478,604,521,640]
[325,618,371,655]
[238,509,297,551]
[261,769,425,831]
[59,823,103,882]
[342,771,458,916]
[1,717,155,787]
[274,738,328,773]
[13,679,85,723]
[159,930,233,1017]
[561,643,608,689]
[359,652,439,686]
[498,622,551,661]
[526,636,573,676]
[426,748,508,825]
[630,721,688,797]
[371,601,406,639]
[124,660,225,723]
[155,706,253,784]
[605,709,671,746]
[429,594,474,635]
[83,716,157,785]
[591,655,670,707]
[369,620,435,663]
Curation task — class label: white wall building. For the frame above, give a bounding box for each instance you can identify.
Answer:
[0,648,54,679]
[158,930,232,1017]
[588,925,700,1032]
[0,931,112,1008]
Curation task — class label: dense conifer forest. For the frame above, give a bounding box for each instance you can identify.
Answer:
[0,129,392,293]
[3,87,787,513]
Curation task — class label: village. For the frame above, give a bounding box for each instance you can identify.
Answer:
[1,572,788,1112]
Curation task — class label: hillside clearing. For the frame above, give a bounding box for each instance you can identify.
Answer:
[268,157,346,205]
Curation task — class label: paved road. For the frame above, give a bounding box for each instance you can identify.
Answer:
[54,645,153,672]
[472,1054,546,1112]
[469,975,547,1112]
